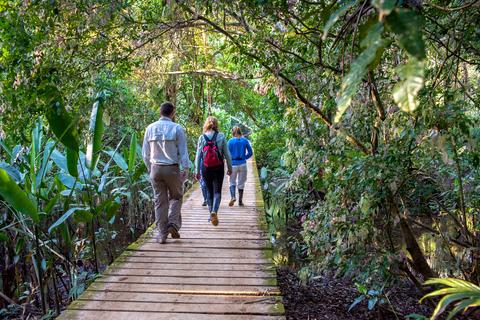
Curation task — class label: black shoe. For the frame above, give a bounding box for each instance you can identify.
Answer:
[167,224,180,239]
[238,189,244,206]
[202,201,208,206]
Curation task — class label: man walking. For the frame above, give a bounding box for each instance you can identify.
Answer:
[142,102,189,244]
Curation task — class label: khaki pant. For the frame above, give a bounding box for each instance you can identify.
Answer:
[150,164,183,236]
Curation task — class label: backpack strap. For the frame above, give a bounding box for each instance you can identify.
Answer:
[203,132,218,144]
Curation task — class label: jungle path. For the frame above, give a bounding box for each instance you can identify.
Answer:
[58,159,285,320]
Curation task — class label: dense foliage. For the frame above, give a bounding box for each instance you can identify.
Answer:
[1,0,479,318]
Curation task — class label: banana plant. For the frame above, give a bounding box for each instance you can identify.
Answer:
[103,131,148,231]
[0,118,76,314]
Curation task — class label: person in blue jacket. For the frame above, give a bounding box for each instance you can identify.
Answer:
[227,126,253,206]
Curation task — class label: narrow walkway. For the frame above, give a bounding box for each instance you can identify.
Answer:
[59,160,285,319]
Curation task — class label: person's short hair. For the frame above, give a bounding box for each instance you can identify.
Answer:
[232,126,242,136]
[160,102,175,117]
[203,116,219,132]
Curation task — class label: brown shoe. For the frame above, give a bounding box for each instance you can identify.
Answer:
[229,198,236,207]
[167,225,180,239]
[210,212,219,226]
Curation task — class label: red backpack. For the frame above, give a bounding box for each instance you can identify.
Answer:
[202,132,223,168]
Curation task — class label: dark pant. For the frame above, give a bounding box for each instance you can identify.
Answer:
[202,165,224,213]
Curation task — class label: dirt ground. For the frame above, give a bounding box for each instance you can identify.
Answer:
[277,267,438,320]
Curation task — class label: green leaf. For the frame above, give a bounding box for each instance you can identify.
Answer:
[56,173,83,190]
[105,202,120,222]
[0,162,22,182]
[335,22,386,122]
[322,0,356,40]
[41,258,47,271]
[15,237,24,255]
[43,85,79,152]
[447,298,480,320]
[48,207,89,233]
[371,0,396,15]
[392,59,424,113]
[104,150,128,171]
[44,194,61,214]
[0,168,39,222]
[0,139,13,160]
[86,92,108,171]
[51,149,68,172]
[260,167,268,180]
[73,209,94,223]
[386,9,426,60]
[0,232,8,242]
[66,147,79,178]
[368,297,378,310]
[421,278,480,320]
[128,132,137,174]
[36,139,55,187]
[348,295,365,311]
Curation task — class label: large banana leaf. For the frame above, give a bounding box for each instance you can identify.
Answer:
[35,139,55,188]
[42,85,79,152]
[66,147,79,177]
[48,206,90,233]
[86,92,108,171]
[0,168,39,222]
[128,132,137,174]
[51,148,79,178]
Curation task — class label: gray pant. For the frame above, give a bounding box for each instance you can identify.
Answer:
[150,164,183,236]
[229,163,248,189]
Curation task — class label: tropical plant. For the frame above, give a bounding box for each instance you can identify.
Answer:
[420,278,480,320]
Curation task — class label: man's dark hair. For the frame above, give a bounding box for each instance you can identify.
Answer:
[160,102,175,117]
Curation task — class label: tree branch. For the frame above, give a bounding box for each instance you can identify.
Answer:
[180,4,369,154]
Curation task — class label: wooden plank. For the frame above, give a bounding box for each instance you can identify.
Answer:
[109,261,276,272]
[104,268,275,278]
[140,239,271,248]
[58,160,284,320]
[60,310,285,320]
[88,282,281,295]
[132,244,272,252]
[78,291,282,304]
[124,249,271,258]
[116,257,273,265]
[144,233,268,240]
[96,275,276,286]
[68,300,284,315]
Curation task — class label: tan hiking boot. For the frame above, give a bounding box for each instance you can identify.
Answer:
[229,198,236,207]
[210,212,219,226]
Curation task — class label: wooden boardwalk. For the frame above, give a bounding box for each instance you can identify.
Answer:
[59,160,285,320]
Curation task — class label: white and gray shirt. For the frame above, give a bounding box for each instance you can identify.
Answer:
[142,117,189,171]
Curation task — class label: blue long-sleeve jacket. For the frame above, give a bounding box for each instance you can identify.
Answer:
[227,137,253,166]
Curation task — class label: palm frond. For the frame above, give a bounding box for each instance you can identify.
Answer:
[421,278,480,320]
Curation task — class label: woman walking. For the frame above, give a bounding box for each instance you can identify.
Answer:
[195,116,232,226]
[227,126,253,206]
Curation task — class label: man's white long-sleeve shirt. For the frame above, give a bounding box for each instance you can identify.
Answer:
[142,117,189,171]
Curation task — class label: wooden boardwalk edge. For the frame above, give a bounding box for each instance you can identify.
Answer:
[58,159,285,320]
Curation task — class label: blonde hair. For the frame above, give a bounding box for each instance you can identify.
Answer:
[203,116,219,133]
[232,126,242,136]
